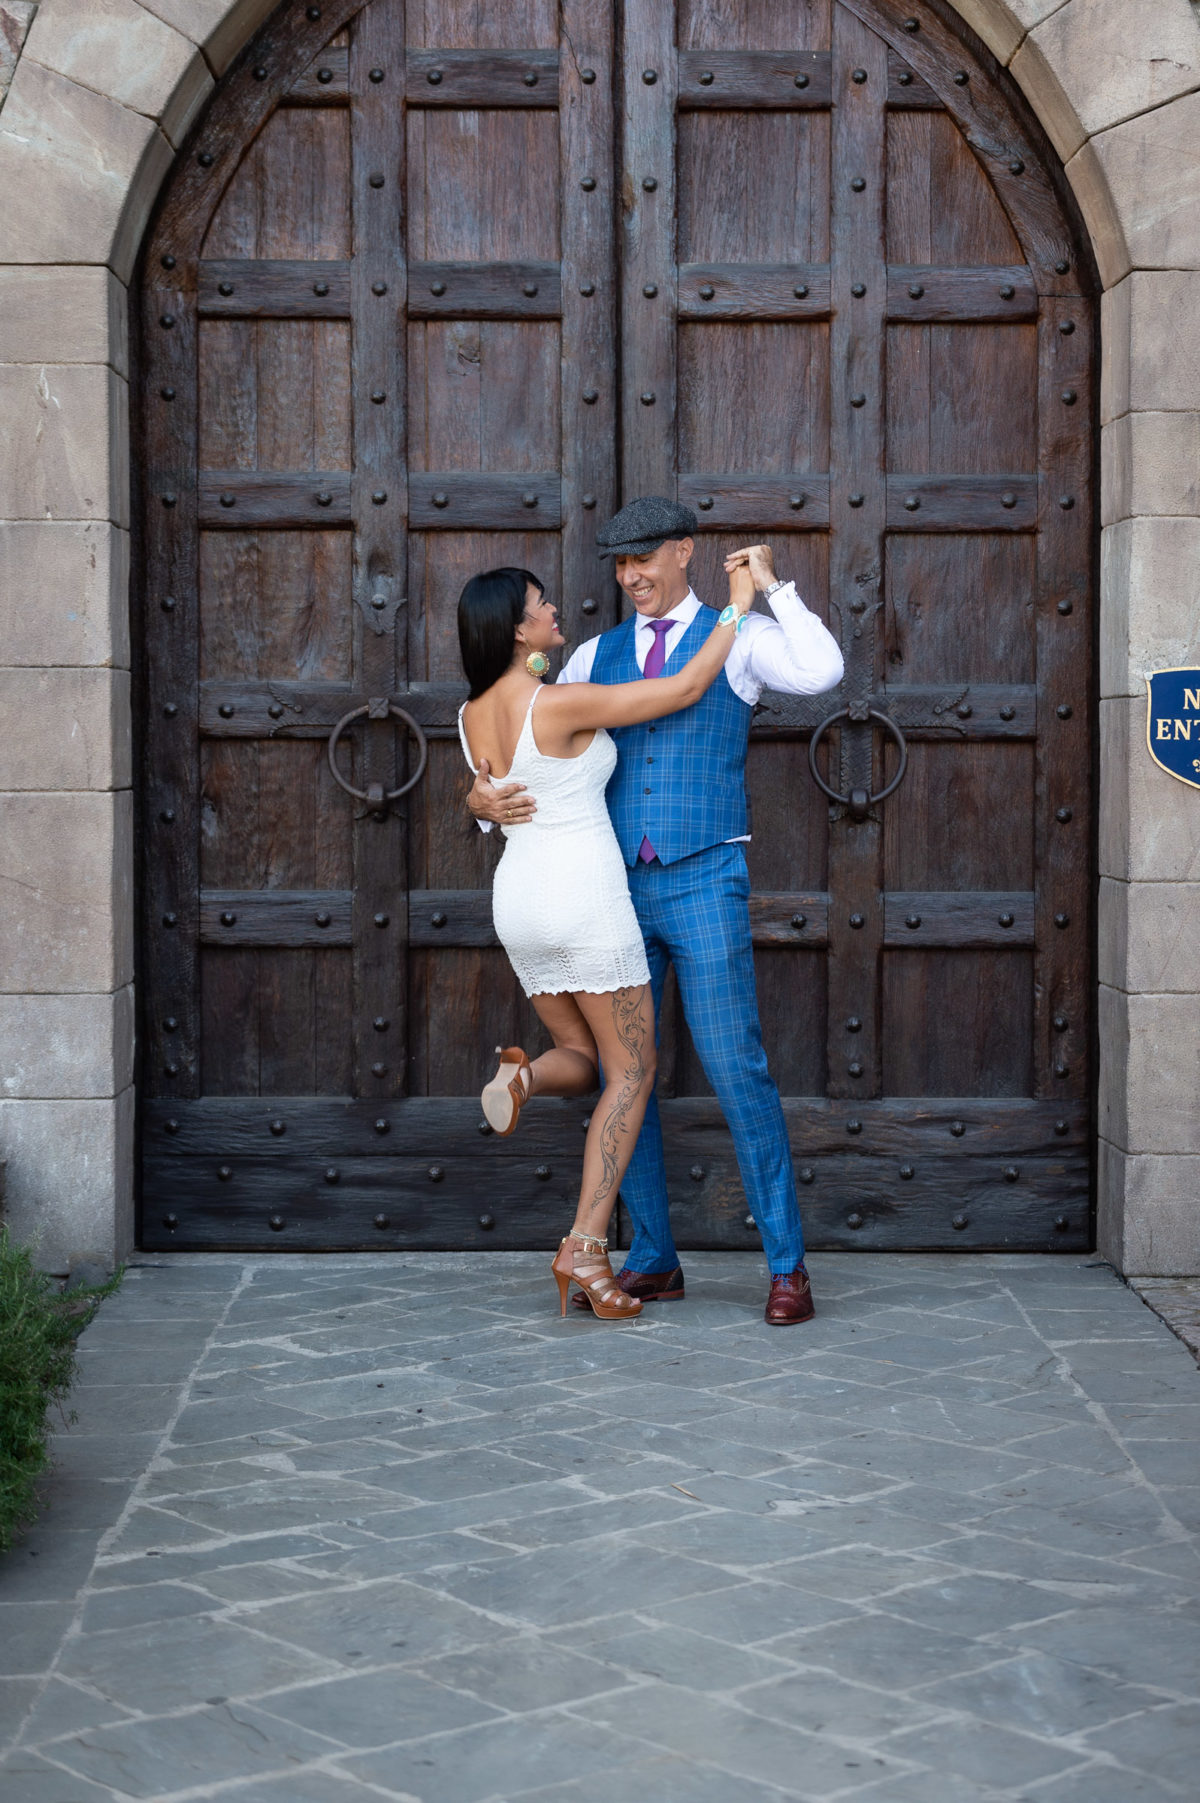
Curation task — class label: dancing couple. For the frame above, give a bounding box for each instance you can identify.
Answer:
[457,497,843,1325]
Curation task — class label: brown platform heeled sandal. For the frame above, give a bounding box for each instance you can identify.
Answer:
[481,1045,532,1137]
[552,1232,643,1320]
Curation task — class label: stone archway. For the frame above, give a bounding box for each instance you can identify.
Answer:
[0,0,1196,1273]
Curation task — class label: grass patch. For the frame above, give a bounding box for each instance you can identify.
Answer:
[0,1229,122,1552]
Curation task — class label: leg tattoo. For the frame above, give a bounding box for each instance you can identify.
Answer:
[580,988,647,1225]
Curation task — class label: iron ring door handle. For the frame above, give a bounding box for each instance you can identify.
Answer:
[808,707,908,820]
[326,699,429,804]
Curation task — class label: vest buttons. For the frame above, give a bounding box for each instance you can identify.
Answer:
[648,725,656,733]
[644,786,652,794]
[646,756,653,764]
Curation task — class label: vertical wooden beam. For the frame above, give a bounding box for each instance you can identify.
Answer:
[1034,293,1092,1103]
[349,2,409,1100]
[620,0,677,503]
[140,273,201,1101]
[825,9,888,1101]
[559,0,618,637]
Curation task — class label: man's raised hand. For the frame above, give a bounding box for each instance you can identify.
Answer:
[723,543,777,593]
[467,758,538,826]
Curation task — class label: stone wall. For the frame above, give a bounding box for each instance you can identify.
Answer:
[0,0,1197,1271]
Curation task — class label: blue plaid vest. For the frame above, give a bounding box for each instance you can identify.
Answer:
[589,606,753,867]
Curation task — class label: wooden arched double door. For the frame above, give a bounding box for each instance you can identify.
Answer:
[138,0,1096,1251]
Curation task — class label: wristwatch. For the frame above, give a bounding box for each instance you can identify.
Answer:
[763,577,789,599]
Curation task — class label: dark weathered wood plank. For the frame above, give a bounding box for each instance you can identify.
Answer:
[677,262,832,320]
[404,890,834,949]
[199,889,353,946]
[197,472,353,527]
[885,474,1038,531]
[405,49,559,107]
[748,684,1037,739]
[677,50,832,109]
[409,472,563,529]
[883,890,1035,947]
[198,260,352,316]
[886,263,1037,321]
[407,261,561,319]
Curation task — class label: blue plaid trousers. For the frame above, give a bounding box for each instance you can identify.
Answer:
[621,843,806,1277]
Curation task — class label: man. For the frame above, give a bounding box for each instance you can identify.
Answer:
[468,497,843,1324]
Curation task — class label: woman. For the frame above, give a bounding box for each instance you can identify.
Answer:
[456,558,755,1319]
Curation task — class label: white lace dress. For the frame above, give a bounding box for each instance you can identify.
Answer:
[458,690,650,998]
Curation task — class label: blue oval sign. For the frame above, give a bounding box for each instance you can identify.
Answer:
[1146,668,1200,790]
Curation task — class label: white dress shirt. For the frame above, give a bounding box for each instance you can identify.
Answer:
[557,582,844,702]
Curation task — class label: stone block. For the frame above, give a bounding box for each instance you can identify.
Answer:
[1100,876,1200,994]
[24,0,214,147]
[1009,31,1086,163]
[941,0,1026,64]
[0,987,134,1100]
[1100,517,1200,700]
[0,3,37,100]
[1027,0,1200,139]
[1100,984,1200,1155]
[0,59,173,283]
[0,364,128,527]
[1062,137,1130,291]
[0,791,133,993]
[0,267,127,375]
[139,0,278,77]
[0,1088,134,1270]
[1102,274,1200,423]
[1100,695,1200,883]
[0,523,130,668]
[0,669,130,790]
[1099,1140,1200,1275]
[1102,413,1200,527]
[1086,90,1200,276]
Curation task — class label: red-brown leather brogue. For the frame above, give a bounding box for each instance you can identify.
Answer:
[570,1263,684,1311]
[764,1265,815,1325]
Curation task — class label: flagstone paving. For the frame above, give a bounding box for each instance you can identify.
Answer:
[1,1251,1199,1802]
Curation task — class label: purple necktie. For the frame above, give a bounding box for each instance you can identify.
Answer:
[637,619,674,863]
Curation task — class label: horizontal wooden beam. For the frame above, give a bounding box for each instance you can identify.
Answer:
[199,890,353,947]
[198,472,352,528]
[199,260,352,317]
[409,472,562,529]
[406,49,559,106]
[198,681,465,737]
[408,261,561,319]
[677,50,831,109]
[887,264,1037,322]
[885,475,1038,531]
[751,685,1038,739]
[678,263,831,320]
[140,1145,1088,1252]
[883,891,1036,948]
[678,474,831,529]
[143,1094,1088,1159]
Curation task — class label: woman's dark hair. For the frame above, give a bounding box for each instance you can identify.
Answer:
[457,566,544,699]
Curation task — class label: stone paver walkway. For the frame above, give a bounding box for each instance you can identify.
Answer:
[2,1252,1199,1803]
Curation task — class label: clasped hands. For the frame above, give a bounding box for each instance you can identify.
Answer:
[466,543,778,827]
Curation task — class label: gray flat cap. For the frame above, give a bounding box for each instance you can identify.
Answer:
[596,494,698,557]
